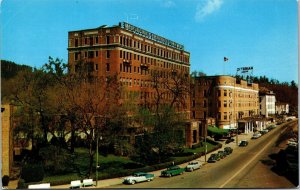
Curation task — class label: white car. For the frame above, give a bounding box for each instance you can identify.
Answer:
[186,161,202,172]
[123,172,154,185]
[252,133,261,139]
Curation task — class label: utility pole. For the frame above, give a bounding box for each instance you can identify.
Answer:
[96,130,99,187]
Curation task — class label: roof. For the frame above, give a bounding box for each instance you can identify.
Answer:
[207,126,229,135]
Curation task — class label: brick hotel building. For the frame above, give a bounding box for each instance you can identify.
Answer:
[68,22,190,114]
[191,75,260,131]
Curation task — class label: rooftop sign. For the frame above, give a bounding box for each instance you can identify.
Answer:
[119,22,184,51]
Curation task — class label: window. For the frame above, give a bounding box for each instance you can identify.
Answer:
[106,50,110,58]
[120,50,122,58]
[75,39,78,47]
[192,100,195,108]
[95,64,98,71]
[106,36,110,44]
[85,38,88,45]
[224,90,227,96]
[218,112,221,120]
[106,63,110,72]
[95,36,98,44]
[224,112,227,120]
[89,37,93,45]
[218,90,221,97]
[203,100,207,108]
[95,51,98,57]
[88,51,94,58]
[224,100,227,107]
[75,52,81,61]
[120,64,122,72]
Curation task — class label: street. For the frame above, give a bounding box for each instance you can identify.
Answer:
[109,121,297,188]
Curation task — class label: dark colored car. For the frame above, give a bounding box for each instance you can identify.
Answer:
[208,155,217,163]
[161,166,185,177]
[218,151,226,159]
[224,147,233,155]
[225,138,234,144]
[239,140,248,147]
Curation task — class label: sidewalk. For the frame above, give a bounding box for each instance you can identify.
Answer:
[6,132,255,189]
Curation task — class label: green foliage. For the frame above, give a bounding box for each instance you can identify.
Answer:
[39,145,75,175]
[16,179,26,189]
[1,60,32,79]
[21,163,44,183]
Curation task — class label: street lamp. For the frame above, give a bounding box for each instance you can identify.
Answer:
[96,133,102,187]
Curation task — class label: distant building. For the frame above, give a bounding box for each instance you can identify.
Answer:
[190,75,260,130]
[276,102,289,115]
[259,88,276,117]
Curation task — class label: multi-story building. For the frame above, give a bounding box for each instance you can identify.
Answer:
[68,22,193,146]
[68,22,190,114]
[191,75,260,131]
[275,102,289,115]
[259,88,276,117]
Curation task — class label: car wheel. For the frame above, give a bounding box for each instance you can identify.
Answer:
[131,181,136,185]
[168,174,171,177]
[147,179,151,182]
[190,168,193,172]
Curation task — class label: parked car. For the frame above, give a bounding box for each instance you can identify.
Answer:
[259,130,267,135]
[225,138,234,144]
[186,161,202,172]
[207,154,218,163]
[207,154,220,163]
[252,133,261,139]
[161,166,185,177]
[218,151,226,159]
[239,140,249,147]
[224,147,233,155]
[123,172,154,185]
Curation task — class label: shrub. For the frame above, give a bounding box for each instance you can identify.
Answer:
[16,179,26,189]
[39,145,75,175]
[21,163,44,183]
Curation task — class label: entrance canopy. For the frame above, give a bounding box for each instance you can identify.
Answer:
[207,126,229,136]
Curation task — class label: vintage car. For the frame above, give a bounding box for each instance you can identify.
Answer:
[123,172,154,185]
[186,161,202,172]
[239,140,249,147]
[224,147,233,155]
[161,165,185,177]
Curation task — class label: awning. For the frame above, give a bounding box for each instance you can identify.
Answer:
[207,126,229,135]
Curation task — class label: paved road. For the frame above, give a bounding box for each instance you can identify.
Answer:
[108,121,297,188]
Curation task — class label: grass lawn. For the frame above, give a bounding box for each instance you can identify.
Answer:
[183,142,216,154]
[42,142,219,185]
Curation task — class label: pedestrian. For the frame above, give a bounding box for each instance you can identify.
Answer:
[2,175,9,189]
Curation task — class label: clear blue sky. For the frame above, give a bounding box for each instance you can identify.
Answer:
[1,0,298,83]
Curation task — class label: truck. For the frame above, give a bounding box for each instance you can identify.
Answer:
[161,165,185,177]
[123,172,154,185]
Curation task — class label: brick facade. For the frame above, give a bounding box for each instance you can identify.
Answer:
[1,104,13,177]
[68,22,190,115]
[191,75,259,129]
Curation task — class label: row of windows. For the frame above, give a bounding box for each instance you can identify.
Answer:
[119,35,189,63]
[217,89,257,98]
[120,64,188,79]
[120,50,189,71]
[120,77,181,90]
[71,34,189,63]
